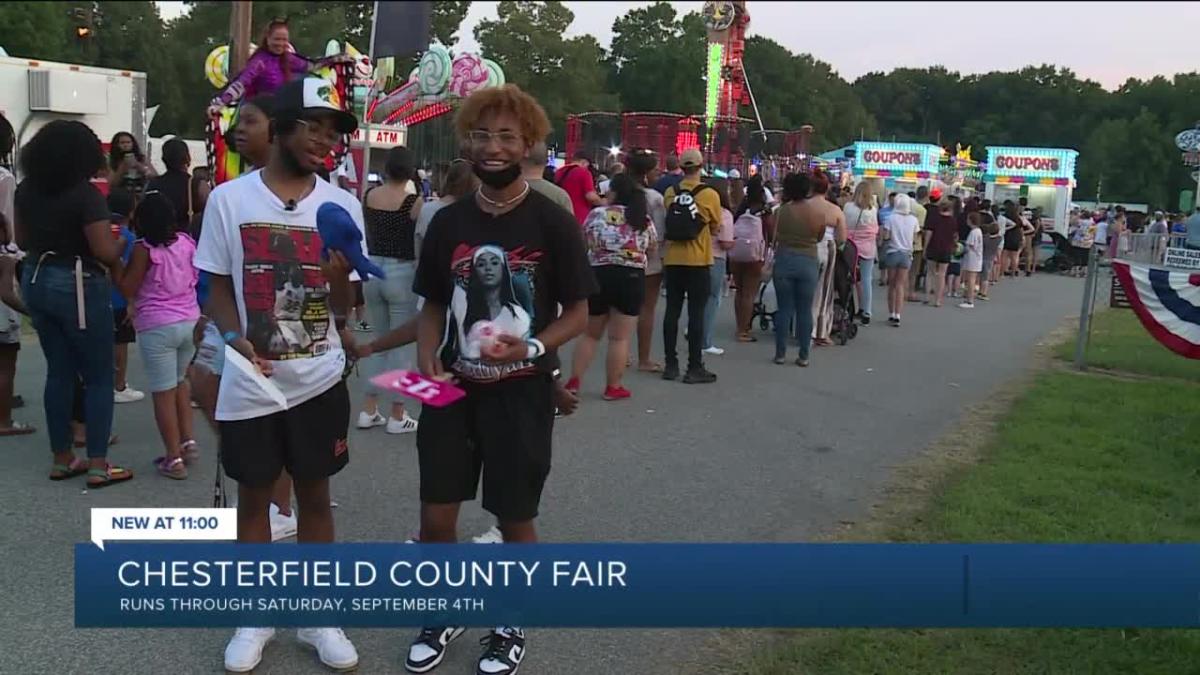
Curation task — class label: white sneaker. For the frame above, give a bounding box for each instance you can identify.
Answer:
[472,526,504,544]
[224,627,275,672]
[297,627,359,671]
[357,410,386,429]
[703,346,725,356]
[387,413,419,434]
[269,503,297,542]
[958,302,975,309]
[113,387,145,404]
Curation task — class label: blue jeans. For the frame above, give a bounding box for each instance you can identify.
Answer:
[772,249,820,361]
[363,257,418,404]
[702,257,726,349]
[22,263,115,458]
[858,256,874,317]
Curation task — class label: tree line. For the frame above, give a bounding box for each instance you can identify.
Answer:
[1,1,1194,207]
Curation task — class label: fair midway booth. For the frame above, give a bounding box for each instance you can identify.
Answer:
[983,146,1078,235]
[851,141,942,196]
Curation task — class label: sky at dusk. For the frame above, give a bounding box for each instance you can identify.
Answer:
[158,1,1200,89]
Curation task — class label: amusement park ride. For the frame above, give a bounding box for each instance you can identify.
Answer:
[566,0,813,174]
[204,35,507,188]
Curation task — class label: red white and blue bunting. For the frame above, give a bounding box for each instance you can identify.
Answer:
[1112,260,1200,359]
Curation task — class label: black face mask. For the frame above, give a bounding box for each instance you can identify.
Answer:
[472,161,521,190]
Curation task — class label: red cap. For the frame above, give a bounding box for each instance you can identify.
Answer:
[930,188,943,200]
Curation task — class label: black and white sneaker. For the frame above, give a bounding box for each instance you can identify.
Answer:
[477,627,525,675]
[406,626,465,673]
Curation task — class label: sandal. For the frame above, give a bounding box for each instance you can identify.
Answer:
[180,440,201,464]
[155,456,188,480]
[637,361,664,373]
[74,434,119,449]
[0,421,36,436]
[737,333,758,343]
[49,457,88,481]
[86,464,134,488]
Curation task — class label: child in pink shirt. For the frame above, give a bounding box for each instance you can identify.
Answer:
[117,192,200,479]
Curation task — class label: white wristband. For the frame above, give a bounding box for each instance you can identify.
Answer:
[525,338,546,360]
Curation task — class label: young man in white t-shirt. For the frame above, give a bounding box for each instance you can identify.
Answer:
[195,77,365,674]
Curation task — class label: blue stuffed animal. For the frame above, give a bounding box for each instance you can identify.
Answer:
[316,201,385,281]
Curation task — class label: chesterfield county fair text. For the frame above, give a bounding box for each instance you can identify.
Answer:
[115,559,628,589]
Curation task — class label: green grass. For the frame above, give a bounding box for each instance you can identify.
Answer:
[1059,308,1200,382]
[743,371,1200,675]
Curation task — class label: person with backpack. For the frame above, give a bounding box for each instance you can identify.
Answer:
[660,148,719,384]
[554,150,603,225]
[728,175,774,342]
[842,182,878,324]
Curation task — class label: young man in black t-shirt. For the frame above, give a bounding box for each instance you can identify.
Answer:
[406,84,596,675]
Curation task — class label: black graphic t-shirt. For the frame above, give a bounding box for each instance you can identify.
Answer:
[414,189,597,383]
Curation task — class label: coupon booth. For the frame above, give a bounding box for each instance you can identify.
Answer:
[851,141,941,197]
[983,146,1078,235]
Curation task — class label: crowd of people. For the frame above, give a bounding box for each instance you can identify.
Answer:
[1,19,1110,675]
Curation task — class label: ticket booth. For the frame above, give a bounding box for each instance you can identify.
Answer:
[983,146,1078,236]
[851,141,941,200]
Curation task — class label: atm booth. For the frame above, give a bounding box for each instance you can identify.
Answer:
[983,146,1078,236]
[851,141,942,199]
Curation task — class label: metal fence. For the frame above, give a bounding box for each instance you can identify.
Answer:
[1111,232,1191,266]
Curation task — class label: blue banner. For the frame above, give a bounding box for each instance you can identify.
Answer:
[75,543,1200,628]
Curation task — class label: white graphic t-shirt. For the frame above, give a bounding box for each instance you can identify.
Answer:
[195,170,367,421]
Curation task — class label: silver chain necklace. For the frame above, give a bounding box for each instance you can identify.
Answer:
[476,181,530,210]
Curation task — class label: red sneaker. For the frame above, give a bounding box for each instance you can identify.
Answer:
[602,385,631,401]
[565,377,581,394]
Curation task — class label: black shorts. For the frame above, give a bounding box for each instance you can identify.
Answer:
[925,252,951,264]
[113,308,136,344]
[587,265,645,317]
[416,375,554,521]
[218,380,350,487]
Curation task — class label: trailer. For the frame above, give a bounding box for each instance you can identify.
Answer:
[0,54,147,180]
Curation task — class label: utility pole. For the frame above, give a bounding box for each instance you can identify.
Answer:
[229,2,253,74]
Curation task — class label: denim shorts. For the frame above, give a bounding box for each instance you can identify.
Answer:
[883,250,913,270]
[138,319,198,392]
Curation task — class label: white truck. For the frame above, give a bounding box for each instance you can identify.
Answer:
[0,53,147,179]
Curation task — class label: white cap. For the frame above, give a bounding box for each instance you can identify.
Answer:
[728,169,742,179]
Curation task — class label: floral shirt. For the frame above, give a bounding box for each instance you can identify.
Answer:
[582,205,657,269]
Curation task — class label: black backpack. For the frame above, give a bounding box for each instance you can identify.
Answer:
[664,184,715,241]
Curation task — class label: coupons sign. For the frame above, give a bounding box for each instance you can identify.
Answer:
[985,147,1077,180]
[852,142,941,176]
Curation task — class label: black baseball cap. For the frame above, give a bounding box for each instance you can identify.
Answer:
[272,76,357,134]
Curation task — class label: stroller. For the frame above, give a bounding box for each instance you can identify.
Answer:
[751,240,861,345]
[1044,232,1078,273]
[753,276,776,332]
[830,240,860,345]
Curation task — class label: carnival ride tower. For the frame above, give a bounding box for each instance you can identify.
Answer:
[702,0,752,168]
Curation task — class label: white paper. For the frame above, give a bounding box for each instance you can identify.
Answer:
[223,345,289,412]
